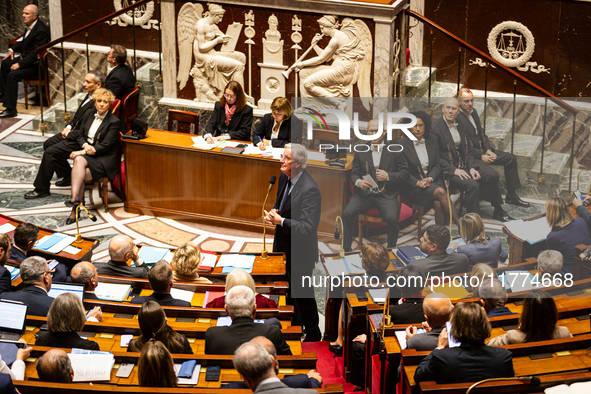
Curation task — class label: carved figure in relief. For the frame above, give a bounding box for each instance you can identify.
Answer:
[263,14,283,65]
[177,3,247,102]
[294,15,372,110]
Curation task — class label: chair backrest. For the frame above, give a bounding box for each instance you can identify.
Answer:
[111,99,121,118]
[168,109,200,134]
[121,87,140,131]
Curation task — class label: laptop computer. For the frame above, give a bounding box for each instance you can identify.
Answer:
[0,299,28,341]
[48,282,85,302]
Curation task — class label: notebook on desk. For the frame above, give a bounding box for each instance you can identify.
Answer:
[0,300,28,341]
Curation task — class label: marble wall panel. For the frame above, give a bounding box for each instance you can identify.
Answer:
[0,0,49,53]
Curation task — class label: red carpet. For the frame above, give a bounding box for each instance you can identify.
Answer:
[302,341,357,393]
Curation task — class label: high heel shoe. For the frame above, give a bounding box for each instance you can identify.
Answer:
[65,209,81,225]
[328,343,343,357]
[65,200,81,208]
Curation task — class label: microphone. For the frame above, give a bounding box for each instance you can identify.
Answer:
[88,212,98,222]
[261,176,277,260]
[517,376,541,385]
[442,171,452,237]
[334,225,340,240]
[334,216,345,258]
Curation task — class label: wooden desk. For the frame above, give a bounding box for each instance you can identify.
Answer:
[502,204,591,266]
[123,129,352,235]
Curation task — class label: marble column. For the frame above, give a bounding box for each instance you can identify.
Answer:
[48,0,63,40]
[161,0,177,98]
[409,0,424,66]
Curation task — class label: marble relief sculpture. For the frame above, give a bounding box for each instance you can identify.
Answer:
[258,14,287,110]
[177,3,248,102]
[293,15,373,110]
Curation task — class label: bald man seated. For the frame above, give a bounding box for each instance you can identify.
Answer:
[94,235,148,278]
[70,261,100,300]
[405,293,454,351]
[223,336,322,389]
[36,349,74,383]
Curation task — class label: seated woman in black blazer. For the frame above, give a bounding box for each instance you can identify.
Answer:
[397,111,459,226]
[35,293,100,350]
[65,88,122,224]
[203,81,253,143]
[252,97,299,149]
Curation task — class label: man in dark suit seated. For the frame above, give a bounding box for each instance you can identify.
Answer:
[42,70,105,187]
[0,256,54,316]
[105,44,136,100]
[36,348,74,383]
[205,285,292,355]
[405,293,454,351]
[223,336,322,389]
[130,260,191,307]
[11,222,67,282]
[458,88,530,208]
[479,278,516,317]
[409,225,469,277]
[0,233,12,293]
[233,342,308,394]
[70,261,100,300]
[0,374,18,394]
[342,118,409,250]
[433,98,512,222]
[94,235,149,278]
[0,4,50,119]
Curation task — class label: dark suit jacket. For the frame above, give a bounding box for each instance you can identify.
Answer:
[432,117,475,172]
[389,298,424,324]
[252,113,300,148]
[0,264,12,293]
[487,306,517,318]
[10,19,50,69]
[130,292,191,307]
[35,331,100,350]
[458,110,493,157]
[84,291,99,300]
[204,101,253,141]
[414,344,514,384]
[10,245,68,282]
[456,238,508,268]
[407,325,444,351]
[547,217,591,275]
[67,94,95,131]
[104,64,135,100]
[272,171,321,280]
[409,252,469,277]
[350,146,409,199]
[397,135,442,186]
[94,259,149,279]
[253,379,310,393]
[223,374,321,389]
[0,374,18,394]
[75,109,122,181]
[8,245,26,262]
[0,286,54,316]
[204,317,292,355]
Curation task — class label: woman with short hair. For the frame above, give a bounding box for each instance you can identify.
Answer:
[35,293,100,350]
[138,340,177,387]
[252,97,299,149]
[171,242,211,284]
[203,81,253,143]
[414,302,514,384]
[128,301,192,354]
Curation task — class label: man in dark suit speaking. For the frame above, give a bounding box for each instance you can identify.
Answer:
[0,4,50,118]
[265,143,322,342]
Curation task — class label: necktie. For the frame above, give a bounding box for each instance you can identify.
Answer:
[279,180,291,211]
[414,139,425,147]
[94,113,106,121]
[449,122,458,128]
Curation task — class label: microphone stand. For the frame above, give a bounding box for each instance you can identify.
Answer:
[74,204,97,243]
[261,179,276,260]
[465,376,540,394]
[335,216,345,259]
[444,172,452,238]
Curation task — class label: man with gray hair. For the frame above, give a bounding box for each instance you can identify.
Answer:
[479,278,516,317]
[405,293,454,351]
[0,256,54,316]
[94,235,148,278]
[265,143,322,342]
[70,261,100,300]
[233,342,308,393]
[36,348,74,383]
[204,285,291,355]
[537,250,563,276]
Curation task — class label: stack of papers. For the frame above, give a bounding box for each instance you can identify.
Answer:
[35,233,76,254]
[203,290,224,307]
[503,270,537,293]
[68,352,115,382]
[138,246,170,265]
[368,288,389,303]
[216,254,255,274]
[243,144,285,159]
[324,255,366,276]
[191,136,224,150]
[200,253,218,268]
[307,151,327,162]
[0,222,15,234]
[504,218,551,244]
[170,288,195,304]
[8,266,20,281]
[95,283,132,302]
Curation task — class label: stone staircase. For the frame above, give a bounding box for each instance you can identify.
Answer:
[403,65,587,200]
[33,62,162,134]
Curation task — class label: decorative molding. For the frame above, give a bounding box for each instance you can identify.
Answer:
[108,0,160,30]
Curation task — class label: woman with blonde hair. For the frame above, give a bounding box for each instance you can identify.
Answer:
[469,263,498,297]
[138,340,177,387]
[206,268,278,308]
[252,97,299,149]
[545,197,591,275]
[451,213,507,269]
[171,242,211,284]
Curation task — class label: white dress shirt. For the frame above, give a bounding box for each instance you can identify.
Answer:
[414,138,429,173]
[86,112,107,145]
[445,119,462,148]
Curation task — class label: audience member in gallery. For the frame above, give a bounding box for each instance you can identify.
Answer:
[35,349,74,383]
[127,300,193,354]
[0,233,13,293]
[138,340,178,387]
[537,249,564,276]
[35,293,100,350]
[171,242,212,284]
[94,235,149,278]
[252,97,300,149]
[203,80,253,143]
[545,197,591,275]
[0,340,32,381]
[487,289,571,346]
[478,278,516,318]
[131,260,191,307]
[104,44,136,101]
[70,261,100,300]
[206,267,278,308]
[469,263,497,298]
[414,302,514,384]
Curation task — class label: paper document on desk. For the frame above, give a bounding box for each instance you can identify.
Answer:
[345,254,366,274]
[68,353,115,382]
[233,254,256,269]
[200,253,217,268]
[503,270,537,293]
[504,218,551,244]
[36,233,68,251]
[219,141,243,148]
[170,288,195,303]
[362,175,379,189]
[191,136,224,150]
[0,223,15,233]
[216,254,238,267]
[47,235,76,254]
[395,331,408,350]
[368,288,389,303]
[138,246,170,264]
[307,151,327,162]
